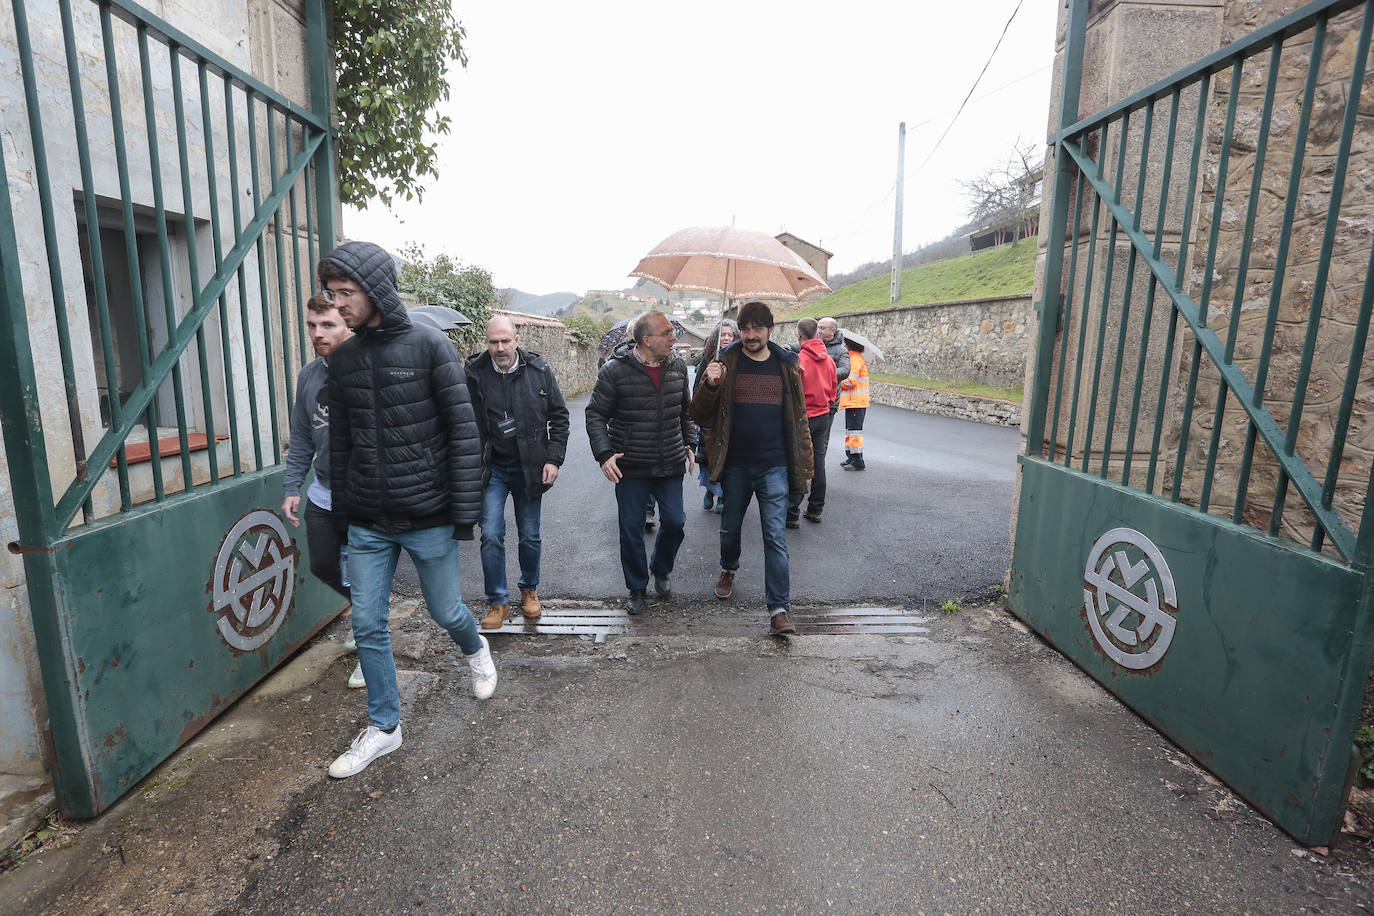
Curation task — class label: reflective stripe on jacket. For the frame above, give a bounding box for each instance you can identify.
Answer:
[838,349,870,409]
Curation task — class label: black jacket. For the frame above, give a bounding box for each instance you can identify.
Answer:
[325,241,483,536]
[464,347,570,499]
[585,342,696,478]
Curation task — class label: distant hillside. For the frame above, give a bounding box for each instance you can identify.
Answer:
[501,289,579,316]
[794,239,1037,319]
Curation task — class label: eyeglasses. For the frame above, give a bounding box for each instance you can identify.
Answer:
[322,287,363,303]
[645,328,676,338]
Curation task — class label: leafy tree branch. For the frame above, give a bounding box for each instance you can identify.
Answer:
[333,0,466,206]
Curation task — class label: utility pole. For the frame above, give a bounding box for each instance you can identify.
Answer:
[890,122,906,305]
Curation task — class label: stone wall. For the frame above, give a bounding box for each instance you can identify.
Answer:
[872,381,1022,428]
[773,294,1034,388]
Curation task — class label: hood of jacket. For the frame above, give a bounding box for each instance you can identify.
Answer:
[799,337,830,364]
[318,240,411,338]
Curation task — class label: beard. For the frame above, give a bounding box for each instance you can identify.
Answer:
[743,337,766,352]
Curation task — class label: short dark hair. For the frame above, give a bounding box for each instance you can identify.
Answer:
[316,258,352,286]
[736,300,773,330]
[797,317,819,340]
[306,292,335,313]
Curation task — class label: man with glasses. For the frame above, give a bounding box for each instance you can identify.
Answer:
[318,240,496,779]
[585,311,696,615]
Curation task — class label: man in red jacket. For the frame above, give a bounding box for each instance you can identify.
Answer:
[788,317,839,527]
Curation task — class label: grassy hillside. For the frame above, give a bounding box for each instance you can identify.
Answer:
[795,238,1037,319]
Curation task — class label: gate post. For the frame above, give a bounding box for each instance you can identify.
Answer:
[1025,0,1088,453]
[306,0,336,254]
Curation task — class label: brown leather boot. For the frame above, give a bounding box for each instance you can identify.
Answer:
[714,570,735,600]
[520,588,542,619]
[481,603,509,630]
[769,610,797,636]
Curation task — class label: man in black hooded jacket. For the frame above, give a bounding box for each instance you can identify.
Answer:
[319,240,496,779]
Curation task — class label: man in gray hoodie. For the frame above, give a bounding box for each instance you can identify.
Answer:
[283,293,359,686]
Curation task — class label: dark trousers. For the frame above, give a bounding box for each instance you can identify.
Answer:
[789,411,833,516]
[304,497,350,598]
[614,476,686,592]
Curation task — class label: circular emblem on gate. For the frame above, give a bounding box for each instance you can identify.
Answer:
[209,510,298,652]
[1082,526,1178,670]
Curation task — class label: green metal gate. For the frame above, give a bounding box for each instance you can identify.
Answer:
[1011,0,1374,845]
[0,0,343,816]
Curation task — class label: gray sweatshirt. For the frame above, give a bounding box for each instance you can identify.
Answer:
[284,357,332,506]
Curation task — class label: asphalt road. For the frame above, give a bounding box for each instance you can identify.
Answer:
[399,397,1022,610]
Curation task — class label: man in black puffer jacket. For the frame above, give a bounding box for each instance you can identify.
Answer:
[320,240,496,780]
[585,311,696,615]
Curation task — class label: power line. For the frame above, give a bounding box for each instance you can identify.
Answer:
[904,61,1051,130]
[908,0,1027,177]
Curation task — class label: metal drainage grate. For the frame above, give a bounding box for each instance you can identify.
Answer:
[480,608,629,643]
[480,606,931,640]
[781,607,933,636]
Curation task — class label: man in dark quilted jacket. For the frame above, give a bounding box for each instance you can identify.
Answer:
[585,311,697,615]
[318,240,496,779]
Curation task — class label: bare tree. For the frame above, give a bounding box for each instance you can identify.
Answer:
[959,140,1042,248]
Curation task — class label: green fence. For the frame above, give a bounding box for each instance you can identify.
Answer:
[1012,0,1374,845]
[0,0,344,816]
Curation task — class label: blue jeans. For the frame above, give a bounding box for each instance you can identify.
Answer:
[615,476,685,592]
[480,462,542,604]
[719,464,791,611]
[348,523,483,731]
[697,460,722,499]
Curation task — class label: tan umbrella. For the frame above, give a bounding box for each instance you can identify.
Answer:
[629,226,831,304]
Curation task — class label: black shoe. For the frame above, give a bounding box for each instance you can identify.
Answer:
[703,493,714,511]
[786,512,800,530]
[653,573,671,598]
[803,510,822,524]
[839,455,852,468]
[627,590,646,615]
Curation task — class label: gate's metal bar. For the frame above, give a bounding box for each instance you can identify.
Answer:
[1201,44,1281,514]
[1236,18,1327,525]
[267,110,294,417]
[1081,114,1130,475]
[1148,76,1211,494]
[1056,0,1365,141]
[1064,130,1104,466]
[1273,0,1374,544]
[11,0,89,505]
[169,43,220,489]
[101,3,166,503]
[138,24,195,490]
[225,80,263,471]
[1123,90,1180,486]
[51,137,323,533]
[246,94,282,463]
[305,158,318,305]
[1023,0,1087,452]
[1048,167,1086,463]
[1175,61,1243,509]
[104,0,324,129]
[1101,104,1154,479]
[288,148,307,367]
[198,62,242,479]
[58,0,131,509]
[1328,245,1374,539]
[1062,137,1356,559]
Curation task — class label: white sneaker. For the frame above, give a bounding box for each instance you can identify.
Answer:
[468,635,498,700]
[328,724,401,778]
[344,633,357,651]
[347,661,365,689]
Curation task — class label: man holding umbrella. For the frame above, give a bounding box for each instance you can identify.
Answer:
[585,311,696,615]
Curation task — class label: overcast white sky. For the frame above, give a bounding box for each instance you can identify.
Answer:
[344,0,1061,296]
